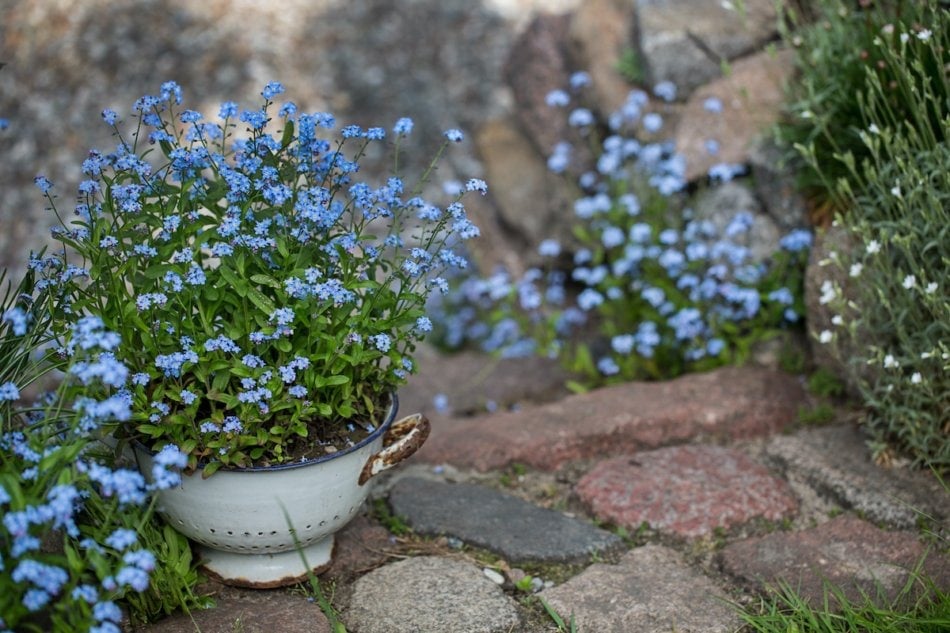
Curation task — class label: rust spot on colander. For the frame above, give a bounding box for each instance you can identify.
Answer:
[198,542,336,589]
[359,413,430,485]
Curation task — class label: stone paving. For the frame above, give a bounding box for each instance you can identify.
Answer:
[137,352,949,633]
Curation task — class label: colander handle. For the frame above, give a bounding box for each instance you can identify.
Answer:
[358,413,430,485]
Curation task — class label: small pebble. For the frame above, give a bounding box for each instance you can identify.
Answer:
[446,536,464,549]
[508,568,527,584]
[530,577,545,592]
[483,568,505,585]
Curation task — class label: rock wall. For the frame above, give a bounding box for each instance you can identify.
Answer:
[1,0,805,283]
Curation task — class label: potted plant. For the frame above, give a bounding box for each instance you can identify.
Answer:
[37,80,483,586]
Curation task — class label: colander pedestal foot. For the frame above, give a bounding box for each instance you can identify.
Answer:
[197,533,335,588]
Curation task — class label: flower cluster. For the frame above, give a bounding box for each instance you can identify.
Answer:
[1,276,188,631]
[430,74,810,383]
[38,81,481,474]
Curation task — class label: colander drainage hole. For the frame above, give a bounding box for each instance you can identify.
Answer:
[319,520,326,527]
[270,530,277,536]
[227,531,234,536]
[257,531,264,536]
[209,528,216,534]
[305,524,312,530]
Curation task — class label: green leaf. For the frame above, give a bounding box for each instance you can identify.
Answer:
[137,424,165,437]
[212,370,231,393]
[246,286,276,315]
[566,380,589,394]
[280,120,296,148]
[201,461,223,478]
[249,274,280,289]
[218,266,247,297]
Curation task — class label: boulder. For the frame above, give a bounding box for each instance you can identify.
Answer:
[674,49,796,182]
[569,0,637,113]
[474,117,577,269]
[503,12,577,160]
[635,0,779,98]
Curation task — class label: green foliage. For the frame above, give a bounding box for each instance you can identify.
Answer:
[801,6,949,469]
[807,367,844,398]
[0,274,204,630]
[738,572,950,633]
[539,596,578,633]
[775,0,948,213]
[797,403,836,426]
[616,48,646,85]
[371,498,412,536]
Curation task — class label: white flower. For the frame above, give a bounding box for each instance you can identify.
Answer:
[819,280,837,305]
[868,123,880,135]
[921,351,933,359]
[917,29,932,41]
[866,240,881,254]
[890,184,902,198]
[849,263,863,278]
[883,354,899,369]
[902,274,916,289]
[925,282,938,294]
[911,372,922,384]
[900,32,910,44]
[831,315,843,326]
[818,330,833,344]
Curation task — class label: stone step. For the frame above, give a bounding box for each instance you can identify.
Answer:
[765,424,950,530]
[388,476,623,564]
[344,556,521,633]
[719,514,950,607]
[417,366,805,471]
[540,544,741,633]
[575,444,798,538]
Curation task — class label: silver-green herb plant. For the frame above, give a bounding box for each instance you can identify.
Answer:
[805,6,949,469]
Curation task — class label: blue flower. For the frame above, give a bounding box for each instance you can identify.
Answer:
[779,229,813,252]
[768,287,794,305]
[568,108,594,128]
[371,333,392,352]
[3,306,29,336]
[538,239,561,257]
[393,117,414,136]
[569,71,591,89]
[653,80,677,102]
[34,175,54,193]
[464,178,488,195]
[262,81,285,100]
[642,113,663,133]
[597,357,620,376]
[601,226,625,249]
[703,97,723,113]
[444,129,464,143]
[105,528,139,551]
[415,316,433,334]
[0,381,19,401]
[577,288,604,311]
[545,89,570,107]
[611,334,635,355]
[93,600,123,623]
